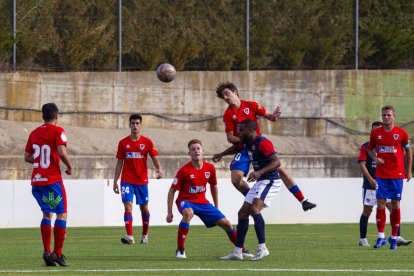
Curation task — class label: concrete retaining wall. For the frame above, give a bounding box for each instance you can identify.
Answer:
[1,70,413,136]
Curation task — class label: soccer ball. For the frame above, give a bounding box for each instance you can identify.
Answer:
[156,63,176,83]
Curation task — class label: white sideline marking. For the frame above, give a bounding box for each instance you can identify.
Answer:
[1,268,414,273]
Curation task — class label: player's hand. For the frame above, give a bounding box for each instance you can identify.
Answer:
[156,169,164,179]
[406,171,412,182]
[375,157,385,166]
[272,106,281,121]
[166,213,173,223]
[369,179,376,189]
[113,181,119,194]
[212,153,222,162]
[247,171,261,182]
[64,168,72,175]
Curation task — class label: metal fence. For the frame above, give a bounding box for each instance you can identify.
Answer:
[1,0,413,72]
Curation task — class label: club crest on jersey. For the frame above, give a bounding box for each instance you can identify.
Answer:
[205,172,210,178]
[140,144,145,150]
[126,144,130,148]
[377,135,382,140]
[232,115,237,121]
[243,108,250,115]
[393,134,399,140]
[190,174,195,179]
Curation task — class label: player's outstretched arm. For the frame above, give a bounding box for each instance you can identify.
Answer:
[263,106,281,122]
[166,188,176,223]
[212,145,239,162]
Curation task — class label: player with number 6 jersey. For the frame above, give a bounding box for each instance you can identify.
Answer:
[24,103,73,267]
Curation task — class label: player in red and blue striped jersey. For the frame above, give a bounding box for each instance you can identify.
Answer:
[216,81,316,211]
[113,114,164,245]
[214,119,282,261]
[367,105,412,250]
[166,139,253,259]
[24,103,73,267]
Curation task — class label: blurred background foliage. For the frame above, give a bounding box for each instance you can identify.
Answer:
[0,0,413,71]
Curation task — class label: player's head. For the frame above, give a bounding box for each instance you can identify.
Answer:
[371,121,383,130]
[187,139,203,162]
[238,119,257,143]
[216,81,239,105]
[42,103,59,122]
[129,113,142,134]
[381,105,395,126]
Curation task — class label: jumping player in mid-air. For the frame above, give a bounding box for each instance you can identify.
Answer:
[214,81,316,211]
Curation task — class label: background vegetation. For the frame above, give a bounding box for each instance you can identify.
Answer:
[0,0,413,71]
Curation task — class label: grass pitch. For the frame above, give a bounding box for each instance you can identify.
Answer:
[0,224,413,275]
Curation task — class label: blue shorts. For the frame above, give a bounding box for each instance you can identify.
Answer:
[178,201,225,228]
[121,182,149,205]
[230,149,251,176]
[32,182,67,214]
[376,178,403,201]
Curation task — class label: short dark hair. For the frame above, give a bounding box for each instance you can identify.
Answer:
[129,113,142,123]
[42,103,59,122]
[188,139,202,149]
[215,81,239,99]
[371,121,383,129]
[240,119,257,130]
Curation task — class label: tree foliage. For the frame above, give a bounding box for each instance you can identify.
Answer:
[0,0,413,71]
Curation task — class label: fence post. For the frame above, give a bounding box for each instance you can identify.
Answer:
[355,0,359,70]
[118,0,122,72]
[12,0,16,72]
[246,0,250,71]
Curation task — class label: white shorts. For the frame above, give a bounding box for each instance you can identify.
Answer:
[362,188,377,206]
[245,179,282,207]
[362,188,391,206]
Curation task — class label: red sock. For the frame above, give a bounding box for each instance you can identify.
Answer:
[177,222,190,250]
[53,220,67,256]
[226,227,237,245]
[376,208,386,233]
[40,219,52,254]
[142,212,150,236]
[124,212,133,236]
[390,208,401,237]
[289,185,305,202]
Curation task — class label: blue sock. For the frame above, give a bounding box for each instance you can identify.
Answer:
[236,219,249,248]
[252,213,266,244]
[359,214,369,239]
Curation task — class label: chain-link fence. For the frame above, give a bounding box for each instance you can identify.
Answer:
[1,0,414,72]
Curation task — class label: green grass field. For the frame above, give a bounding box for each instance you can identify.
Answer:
[0,224,413,275]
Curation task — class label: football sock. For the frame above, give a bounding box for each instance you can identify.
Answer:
[390,208,401,237]
[359,214,369,239]
[142,212,150,236]
[226,226,237,246]
[124,212,133,236]
[397,225,401,237]
[40,218,52,254]
[288,185,305,202]
[236,218,249,248]
[376,208,386,234]
[252,213,266,244]
[53,219,67,256]
[177,221,189,250]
